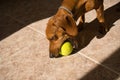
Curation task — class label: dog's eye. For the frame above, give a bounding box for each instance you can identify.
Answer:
[50,35,58,41]
[62,27,66,31]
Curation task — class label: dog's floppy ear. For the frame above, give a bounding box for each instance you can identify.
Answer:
[63,14,78,36]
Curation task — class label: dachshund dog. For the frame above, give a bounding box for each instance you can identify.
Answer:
[46,0,108,58]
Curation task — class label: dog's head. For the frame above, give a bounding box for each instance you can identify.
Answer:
[46,14,78,58]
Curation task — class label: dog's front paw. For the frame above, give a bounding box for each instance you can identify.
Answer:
[97,26,109,38]
[98,26,108,35]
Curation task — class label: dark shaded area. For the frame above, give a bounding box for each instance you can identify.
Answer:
[76,2,120,50]
[0,0,62,40]
[79,48,120,80]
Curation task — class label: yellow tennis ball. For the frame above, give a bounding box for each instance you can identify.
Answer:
[60,42,73,56]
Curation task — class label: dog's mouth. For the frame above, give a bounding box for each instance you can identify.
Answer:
[57,38,78,57]
[61,38,78,51]
[50,38,78,58]
[67,38,78,49]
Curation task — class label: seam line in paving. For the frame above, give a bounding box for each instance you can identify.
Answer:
[78,52,120,75]
[27,26,45,37]
[5,14,46,37]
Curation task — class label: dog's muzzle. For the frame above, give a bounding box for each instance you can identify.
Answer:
[49,38,78,58]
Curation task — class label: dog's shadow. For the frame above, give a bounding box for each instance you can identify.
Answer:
[73,2,120,53]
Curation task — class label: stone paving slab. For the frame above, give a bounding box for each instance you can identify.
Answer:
[0,0,120,80]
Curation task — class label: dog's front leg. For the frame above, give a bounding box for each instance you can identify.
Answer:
[96,4,108,35]
[77,14,85,32]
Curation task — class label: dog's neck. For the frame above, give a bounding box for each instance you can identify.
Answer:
[61,0,78,11]
[55,0,79,20]
[59,6,73,16]
[58,0,79,19]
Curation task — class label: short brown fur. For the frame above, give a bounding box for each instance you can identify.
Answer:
[46,0,108,58]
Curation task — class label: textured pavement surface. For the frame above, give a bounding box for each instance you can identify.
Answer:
[0,0,120,80]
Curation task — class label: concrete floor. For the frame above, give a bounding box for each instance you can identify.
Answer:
[0,0,120,80]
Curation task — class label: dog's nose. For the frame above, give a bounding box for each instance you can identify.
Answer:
[49,53,54,58]
[49,53,60,58]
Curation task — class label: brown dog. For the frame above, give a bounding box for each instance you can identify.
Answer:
[46,0,108,58]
